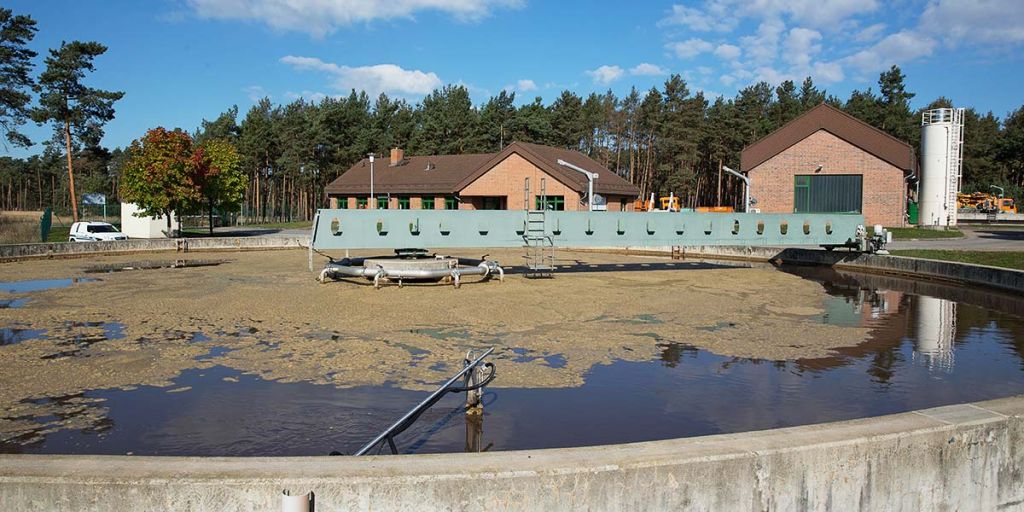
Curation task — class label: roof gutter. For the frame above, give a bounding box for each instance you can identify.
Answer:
[556,159,599,211]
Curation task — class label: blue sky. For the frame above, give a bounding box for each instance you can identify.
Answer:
[5,0,1023,158]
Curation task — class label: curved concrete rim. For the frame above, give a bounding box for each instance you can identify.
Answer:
[1,395,1022,510]
[2,240,1024,509]
[1,395,1021,477]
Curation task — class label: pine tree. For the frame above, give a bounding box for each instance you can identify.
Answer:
[770,80,801,129]
[30,41,123,222]
[511,97,553,146]
[877,65,916,142]
[798,77,825,111]
[0,8,37,149]
[477,90,516,151]
[550,90,585,150]
[997,106,1024,191]
[196,106,240,143]
[411,85,479,155]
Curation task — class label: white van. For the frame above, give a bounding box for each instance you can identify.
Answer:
[69,222,128,242]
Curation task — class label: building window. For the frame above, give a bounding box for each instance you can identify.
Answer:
[794,175,863,213]
[337,197,348,209]
[397,196,410,210]
[535,195,565,211]
[445,196,459,210]
[356,197,368,209]
[377,197,389,209]
[421,197,435,210]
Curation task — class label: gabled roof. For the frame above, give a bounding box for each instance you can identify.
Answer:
[740,103,915,173]
[324,153,493,195]
[325,141,640,197]
[454,141,640,196]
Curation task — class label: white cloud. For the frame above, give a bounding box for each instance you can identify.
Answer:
[585,65,624,85]
[854,22,887,42]
[285,90,334,102]
[280,55,442,96]
[667,38,714,59]
[697,66,713,75]
[630,63,668,76]
[812,61,845,83]
[188,0,523,36]
[719,74,737,86]
[658,4,737,32]
[516,79,538,91]
[739,18,785,64]
[662,0,877,32]
[782,27,822,68]
[243,85,268,102]
[920,0,1024,44]
[713,44,741,61]
[775,0,879,28]
[753,66,792,84]
[841,30,937,74]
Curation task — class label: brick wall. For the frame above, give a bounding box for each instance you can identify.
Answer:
[460,153,583,210]
[748,130,906,227]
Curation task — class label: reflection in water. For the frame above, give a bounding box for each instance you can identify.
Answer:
[913,296,957,371]
[3,266,1024,456]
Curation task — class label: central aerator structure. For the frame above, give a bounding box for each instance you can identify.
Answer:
[318,248,503,288]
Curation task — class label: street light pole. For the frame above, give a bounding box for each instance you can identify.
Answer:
[722,166,751,213]
[369,153,375,209]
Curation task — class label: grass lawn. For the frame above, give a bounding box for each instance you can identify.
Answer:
[890,250,1024,271]
[886,227,964,240]
[45,226,71,243]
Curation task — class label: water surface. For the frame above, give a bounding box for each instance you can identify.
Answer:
[2,265,1023,456]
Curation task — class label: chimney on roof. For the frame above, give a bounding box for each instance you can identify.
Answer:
[390,147,404,167]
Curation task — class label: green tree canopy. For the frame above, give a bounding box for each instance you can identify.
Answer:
[120,127,202,236]
[193,137,245,234]
[0,8,37,149]
[30,41,123,222]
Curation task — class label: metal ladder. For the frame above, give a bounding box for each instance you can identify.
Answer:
[947,108,965,226]
[523,177,555,278]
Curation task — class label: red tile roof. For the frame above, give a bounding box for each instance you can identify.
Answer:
[325,141,640,197]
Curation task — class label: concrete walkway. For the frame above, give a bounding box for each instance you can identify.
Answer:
[889,226,1024,251]
[204,223,1024,251]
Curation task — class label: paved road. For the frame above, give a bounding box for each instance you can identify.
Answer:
[889,226,1024,251]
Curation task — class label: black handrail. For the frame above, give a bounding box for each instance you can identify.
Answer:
[353,347,496,456]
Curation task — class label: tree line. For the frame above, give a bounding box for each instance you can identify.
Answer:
[174,66,1024,218]
[2,4,1023,222]
[0,8,123,222]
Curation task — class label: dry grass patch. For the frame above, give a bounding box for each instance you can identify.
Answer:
[0,211,41,244]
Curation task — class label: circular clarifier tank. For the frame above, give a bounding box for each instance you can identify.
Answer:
[1,248,1023,456]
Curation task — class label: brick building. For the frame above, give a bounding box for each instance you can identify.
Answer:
[741,104,914,227]
[325,141,640,211]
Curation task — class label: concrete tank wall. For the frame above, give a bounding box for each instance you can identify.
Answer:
[0,397,1021,511]
[1,243,1023,510]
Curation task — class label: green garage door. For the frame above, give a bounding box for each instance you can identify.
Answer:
[794,175,862,213]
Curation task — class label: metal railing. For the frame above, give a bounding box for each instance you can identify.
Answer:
[353,347,496,456]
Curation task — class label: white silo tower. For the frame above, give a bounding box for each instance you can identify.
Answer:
[919,108,964,227]
[913,295,957,371]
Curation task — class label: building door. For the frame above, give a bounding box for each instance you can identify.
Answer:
[794,175,863,213]
[480,196,505,210]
